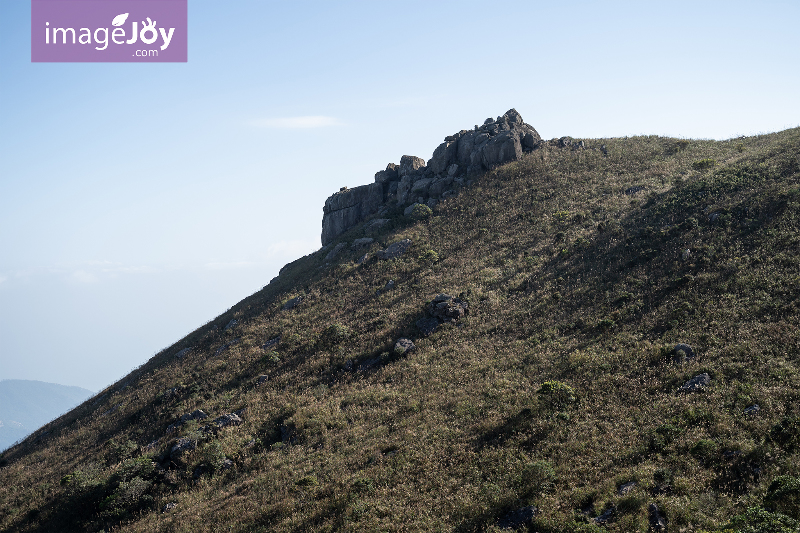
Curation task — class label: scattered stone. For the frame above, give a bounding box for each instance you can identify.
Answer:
[497,505,538,530]
[416,316,439,336]
[220,458,235,470]
[393,338,415,355]
[429,294,469,321]
[618,481,637,495]
[680,373,710,392]
[625,185,645,195]
[224,319,238,331]
[404,203,422,216]
[383,279,395,291]
[356,253,368,264]
[256,375,269,385]
[144,439,161,451]
[744,404,760,415]
[170,437,197,458]
[377,239,412,260]
[214,338,239,356]
[594,504,616,525]
[672,343,696,363]
[351,237,374,249]
[600,144,608,155]
[648,503,666,531]
[213,413,242,429]
[262,336,281,349]
[426,198,438,209]
[324,242,347,262]
[162,502,177,513]
[681,248,692,261]
[282,296,302,311]
[174,347,192,359]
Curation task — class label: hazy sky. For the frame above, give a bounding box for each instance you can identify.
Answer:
[1,0,799,392]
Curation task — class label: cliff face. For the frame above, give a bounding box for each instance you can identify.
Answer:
[320,108,541,245]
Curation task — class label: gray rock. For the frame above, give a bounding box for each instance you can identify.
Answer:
[398,155,426,178]
[618,481,636,495]
[282,296,302,311]
[648,503,666,531]
[262,336,280,349]
[351,237,374,249]
[174,347,192,359]
[594,505,616,525]
[427,198,438,209]
[383,279,395,291]
[374,163,398,184]
[429,294,469,321]
[410,177,434,196]
[625,185,645,195]
[447,163,459,177]
[672,343,695,363]
[428,140,459,174]
[256,375,269,385]
[220,458,235,470]
[393,338,415,355]
[213,413,242,428]
[377,239,412,260]
[427,178,446,198]
[162,502,177,512]
[680,373,710,392]
[396,175,413,204]
[324,242,347,262]
[170,437,197,458]
[709,212,720,223]
[321,183,383,246]
[497,505,538,529]
[224,319,238,331]
[356,253,368,264]
[744,404,760,415]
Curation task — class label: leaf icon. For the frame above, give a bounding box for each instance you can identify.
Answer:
[112,13,129,27]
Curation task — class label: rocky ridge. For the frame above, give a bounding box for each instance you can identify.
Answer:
[321,109,542,245]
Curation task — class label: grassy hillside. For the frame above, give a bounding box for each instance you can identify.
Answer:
[2,128,800,532]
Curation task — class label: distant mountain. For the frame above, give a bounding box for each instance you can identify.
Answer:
[0,380,94,451]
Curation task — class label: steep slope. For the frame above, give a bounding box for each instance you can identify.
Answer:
[0,380,94,452]
[2,118,800,533]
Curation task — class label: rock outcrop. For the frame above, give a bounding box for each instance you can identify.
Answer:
[320,109,541,245]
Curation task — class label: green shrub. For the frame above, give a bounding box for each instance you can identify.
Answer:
[419,249,439,263]
[765,476,800,519]
[770,416,800,450]
[690,439,719,464]
[538,381,576,409]
[317,324,350,350]
[408,203,433,220]
[727,506,800,533]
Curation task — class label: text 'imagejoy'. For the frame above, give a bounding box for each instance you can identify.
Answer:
[32,0,187,62]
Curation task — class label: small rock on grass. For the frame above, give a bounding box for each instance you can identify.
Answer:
[497,505,538,529]
[679,373,710,392]
[393,338,415,355]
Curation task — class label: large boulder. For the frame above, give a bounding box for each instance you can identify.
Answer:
[321,183,383,246]
[398,155,426,178]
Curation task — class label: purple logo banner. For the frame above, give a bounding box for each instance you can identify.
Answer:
[32,0,187,62]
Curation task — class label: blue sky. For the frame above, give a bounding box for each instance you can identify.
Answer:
[1,0,799,391]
